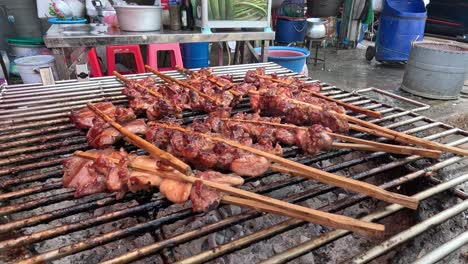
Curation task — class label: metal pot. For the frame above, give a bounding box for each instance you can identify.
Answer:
[306,18,326,39]
[114,5,162,31]
[401,41,468,100]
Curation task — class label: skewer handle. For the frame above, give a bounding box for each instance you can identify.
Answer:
[286,97,468,157]
[113,71,129,83]
[346,116,468,157]
[222,196,384,236]
[330,133,442,159]
[303,89,382,118]
[175,65,192,75]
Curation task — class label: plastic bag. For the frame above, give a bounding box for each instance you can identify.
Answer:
[372,0,383,13]
[86,0,127,17]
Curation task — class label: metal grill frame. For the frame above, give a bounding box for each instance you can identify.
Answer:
[0,62,467,264]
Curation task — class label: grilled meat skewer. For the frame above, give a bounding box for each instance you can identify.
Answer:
[70,102,147,148]
[64,149,244,212]
[145,119,272,177]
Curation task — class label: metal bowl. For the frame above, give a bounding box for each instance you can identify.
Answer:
[114,5,162,32]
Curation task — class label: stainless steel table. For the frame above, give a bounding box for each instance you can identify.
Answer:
[43,24,275,80]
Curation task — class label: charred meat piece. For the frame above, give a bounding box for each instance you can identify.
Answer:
[146,123,271,177]
[127,155,192,204]
[129,96,158,113]
[275,128,296,145]
[63,149,192,204]
[70,102,116,129]
[121,72,237,119]
[70,103,148,148]
[63,149,125,197]
[146,98,183,120]
[190,171,244,212]
[295,125,333,155]
[217,112,334,156]
[230,154,270,177]
[229,82,257,96]
[159,178,192,204]
[294,92,345,114]
[244,67,266,85]
[63,150,247,213]
[115,107,136,123]
[93,150,129,198]
[245,67,322,93]
[87,118,147,148]
[250,87,349,133]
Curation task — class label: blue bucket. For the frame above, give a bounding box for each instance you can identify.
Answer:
[255,46,310,73]
[181,42,209,69]
[275,18,307,44]
[376,0,427,61]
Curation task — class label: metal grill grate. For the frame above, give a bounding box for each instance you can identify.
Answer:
[0,63,467,264]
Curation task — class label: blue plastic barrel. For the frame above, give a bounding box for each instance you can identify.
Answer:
[181,42,209,69]
[275,18,307,44]
[255,46,310,73]
[375,0,427,62]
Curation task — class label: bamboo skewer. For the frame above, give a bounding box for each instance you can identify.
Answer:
[254,74,382,118]
[302,89,381,118]
[86,103,191,175]
[175,65,192,75]
[75,151,384,236]
[149,121,419,210]
[80,106,386,236]
[113,71,164,99]
[287,97,468,156]
[145,65,218,103]
[249,91,468,157]
[221,118,442,159]
[335,109,468,156]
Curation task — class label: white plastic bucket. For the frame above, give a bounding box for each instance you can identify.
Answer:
[14,55,58,84]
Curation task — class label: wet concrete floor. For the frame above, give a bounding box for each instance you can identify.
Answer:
[307,46,468,129]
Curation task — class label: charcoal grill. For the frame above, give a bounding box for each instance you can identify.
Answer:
[0,62,467,264]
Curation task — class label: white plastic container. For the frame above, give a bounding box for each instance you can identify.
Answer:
[14,55,58,84]
[114,5,162,31]
[37,0,85,18]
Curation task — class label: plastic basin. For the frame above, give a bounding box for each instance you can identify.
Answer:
[14,55,58,84]
[255,46,310,73]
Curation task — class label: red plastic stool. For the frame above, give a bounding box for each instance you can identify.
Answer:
[147,43,183,71]
[106,45,145,75]
[87,48,103,77]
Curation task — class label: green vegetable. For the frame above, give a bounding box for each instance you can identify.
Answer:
[226,0,234,19]
[207,0,213,19]
[219,0,226,20]
[210,0,220,20]
[236,2,267,16]
[233,0,267,21]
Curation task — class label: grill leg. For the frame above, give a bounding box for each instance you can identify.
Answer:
[53,48,69,80]
[261,40,269,63]
[314,45,319,66]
